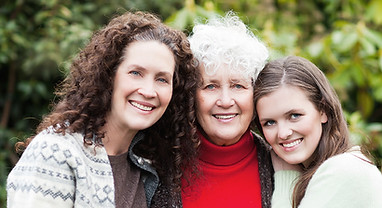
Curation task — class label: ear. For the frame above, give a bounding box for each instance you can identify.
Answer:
[320,111,328,124]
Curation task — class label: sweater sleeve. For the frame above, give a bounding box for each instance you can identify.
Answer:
[272,170,300,208]
[298,152,382,208]
[7,132,76,208]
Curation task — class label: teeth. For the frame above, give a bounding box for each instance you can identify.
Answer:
[131,101,153,111]
[282,139,302,148]
[214,114,236,119]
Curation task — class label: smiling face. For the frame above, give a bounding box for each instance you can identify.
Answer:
[108,40,175,134]
[196,64,254,146]
[256,85,327,167]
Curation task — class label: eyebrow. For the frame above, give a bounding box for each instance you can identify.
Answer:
[202,77,250,83]
[259,116,271,123]
[200,77,218,84]
[285,109,297,115]
[128,64,146,71]
[156,71,173,78]
[258,109,299,123]
[231,78,251,86]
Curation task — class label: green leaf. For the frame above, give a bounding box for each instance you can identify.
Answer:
[366,0,382,25]
[11,33,27,46]
[359,37,376,55]
[166,8,189,30]
[357,90,374,118]
[363,27,382,48]
[35,82,49,98]
[17,81,33,97]
[332,31,358,52]
[350,64,365,86]
[307,41,323,58]
[370,84,382,107]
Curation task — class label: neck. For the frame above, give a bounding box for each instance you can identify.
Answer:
[198,129,254,166]
[102,118,138,156]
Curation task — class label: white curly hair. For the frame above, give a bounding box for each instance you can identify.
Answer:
[189,11,269,81]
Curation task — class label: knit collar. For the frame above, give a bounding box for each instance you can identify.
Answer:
[198,129,255,166]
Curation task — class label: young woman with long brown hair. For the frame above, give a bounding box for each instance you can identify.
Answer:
[254,56,382,207]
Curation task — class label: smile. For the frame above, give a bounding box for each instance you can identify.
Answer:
[281,139,302,148]
[213,114,237,119]
[130,101,154,111]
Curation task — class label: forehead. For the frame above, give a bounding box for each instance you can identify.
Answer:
[123,40,175,72]
[257,85,316,113]
[199,63,251,82]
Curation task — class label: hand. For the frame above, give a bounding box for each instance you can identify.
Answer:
[271,150,302,172]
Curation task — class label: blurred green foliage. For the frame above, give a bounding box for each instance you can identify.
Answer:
[1,0,381,206]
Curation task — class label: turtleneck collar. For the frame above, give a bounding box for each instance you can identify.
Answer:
[198,129,255,166]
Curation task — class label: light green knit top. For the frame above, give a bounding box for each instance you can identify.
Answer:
[272,149,382,208]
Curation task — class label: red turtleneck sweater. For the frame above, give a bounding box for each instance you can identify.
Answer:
[181,130,262,207]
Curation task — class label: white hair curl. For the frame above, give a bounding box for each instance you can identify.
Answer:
[189,11,269,80]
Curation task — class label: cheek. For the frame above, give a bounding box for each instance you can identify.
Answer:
[240,93,254,112]
[158,87,173,106]
[303,117,323,135]
[245,102,254,117]
[111,81,127,102]
[263,129,276,145]
[196,91,207,112]
[311,123,323,142]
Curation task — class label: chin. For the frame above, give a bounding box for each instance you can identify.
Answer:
[284,157,304,165]
[130,123,154,131]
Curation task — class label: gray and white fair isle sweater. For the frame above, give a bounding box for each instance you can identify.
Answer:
[7,130,159,208]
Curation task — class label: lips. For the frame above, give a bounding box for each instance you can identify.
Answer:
[213,114,237,119]
[281,138,302,148]
[130,101,155,111]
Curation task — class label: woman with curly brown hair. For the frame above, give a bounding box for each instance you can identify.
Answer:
[6,11,199,208]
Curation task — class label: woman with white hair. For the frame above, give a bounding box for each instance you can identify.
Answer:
[180,12,274,208]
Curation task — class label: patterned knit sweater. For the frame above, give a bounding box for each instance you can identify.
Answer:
[7,129,158,208]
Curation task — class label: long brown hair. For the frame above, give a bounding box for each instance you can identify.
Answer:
[253,56,351,207]
[16,11,199,196]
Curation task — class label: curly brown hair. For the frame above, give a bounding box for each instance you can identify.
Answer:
[17,11,199,196]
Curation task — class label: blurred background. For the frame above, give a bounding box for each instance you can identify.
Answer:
[1,0,382,206]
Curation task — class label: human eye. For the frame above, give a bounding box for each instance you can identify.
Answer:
[290,113,302,120]
[263,120,276,127]
[233,84,244,89]
[204,84,216,90]
[231,80,250,90]
[129,70,141,76]
[157,77,169,84]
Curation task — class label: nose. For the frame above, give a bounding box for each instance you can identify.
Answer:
[278,123,293,140]
[216,88,234,108]
[137,81,157,98]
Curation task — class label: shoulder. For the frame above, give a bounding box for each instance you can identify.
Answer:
[24,130,79,153]
[318,149,380,177]
[311,149,382,190]
[300,149,382,207]
[7,130,113,207]
[25,130,85,157]
[19,129,108,167]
